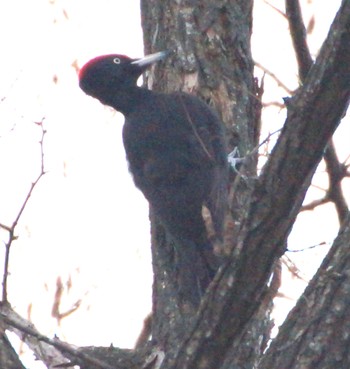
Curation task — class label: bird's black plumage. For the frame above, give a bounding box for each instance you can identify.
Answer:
[79,52,228,297]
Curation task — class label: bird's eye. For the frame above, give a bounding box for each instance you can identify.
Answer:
[113,57,121,64]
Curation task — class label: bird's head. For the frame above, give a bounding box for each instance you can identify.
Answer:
[79,51,169,103]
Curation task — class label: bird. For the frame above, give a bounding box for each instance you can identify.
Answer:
[79,51,228,301]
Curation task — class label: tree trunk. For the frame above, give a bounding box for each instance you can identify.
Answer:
[140,0,266,358]
[260,215,350,369]
[140,0,350,369]
[1,1,349,369]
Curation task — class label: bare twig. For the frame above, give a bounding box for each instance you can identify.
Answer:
[135,313,153,349]
[0,304,115,369]
[287,241,327,253]
[301,145,350,220]
[285,0,349,224]
[1,120,47,302]
[263,1,287,19]
[0,76,20,106]
[228,128,282,172]
[51,276,82,324]
[282,256,307,282]
[301,197,329,212]
[262,101,285,109]
[285,0,314,80]
[255,62,294,95]
[324,140,349,224]
[343,153,350,167]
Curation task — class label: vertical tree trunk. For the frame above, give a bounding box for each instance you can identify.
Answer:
[140,0,266,362]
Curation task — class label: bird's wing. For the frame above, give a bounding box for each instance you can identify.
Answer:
[174,93,229,241]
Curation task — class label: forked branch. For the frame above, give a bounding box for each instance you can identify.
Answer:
[1,120,47,302]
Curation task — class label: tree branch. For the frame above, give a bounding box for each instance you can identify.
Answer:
[1,120,47,303]
[0,303,116,369]
[285,0,349,224]
[324,140,349,224]
[285,0,314,80]
[162,1,350,368]
[0,330,26,369]
[260,215,350,368]
[255,61,294,95]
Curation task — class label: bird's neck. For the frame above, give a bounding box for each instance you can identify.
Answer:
[107,85,152,116]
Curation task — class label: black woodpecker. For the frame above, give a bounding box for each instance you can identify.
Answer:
[79,51,228,299]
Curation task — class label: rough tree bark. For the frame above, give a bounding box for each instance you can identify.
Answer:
[0,331,26,369]
[260,214,350,369]
[0,1,349,369]
[140,0,350,369]
[140,3,275,369]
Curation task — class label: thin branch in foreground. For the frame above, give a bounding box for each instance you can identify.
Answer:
[301,197,330,212]
[282,255,308,283]
[285,0,314,81]
[262,101,285,109]
[287,241,327,253]
[263,0,287,19]
[254,61,294,95]
[0,304,115,369]
[1,120,47,303]
[51,276,83,325]
[285,0,349,223]
[228,128,282,172]
[324,140,350,224]
[343,153,350,167]
[300,142,349,221]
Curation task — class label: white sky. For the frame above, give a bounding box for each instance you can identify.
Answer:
[0,0,151,352]
[0,0,348,366]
